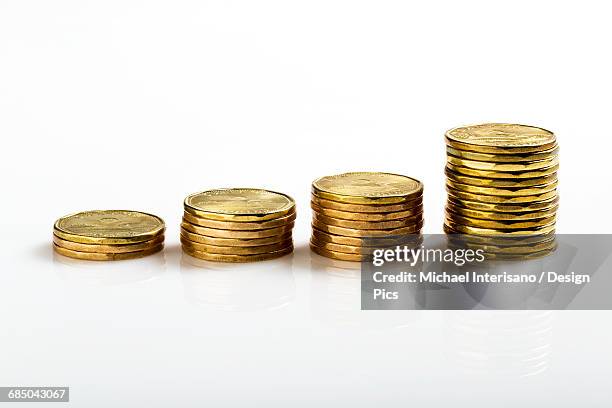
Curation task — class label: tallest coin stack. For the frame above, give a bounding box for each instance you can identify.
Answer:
[443,123,559,256]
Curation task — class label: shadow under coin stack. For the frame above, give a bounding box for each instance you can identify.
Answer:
[53,210,165,260]
[444,123,559,258]
[310,172,424,261]
[181,188,296,262]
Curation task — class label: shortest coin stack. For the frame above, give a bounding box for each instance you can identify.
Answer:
[53,210,165,260]
[181,188,296,262]
[310,172,424,262]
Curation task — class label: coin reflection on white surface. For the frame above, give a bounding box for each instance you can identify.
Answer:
[309,251,420,329]
[445,311,553,377]
[180,252,295,311]
[53,246,166,286]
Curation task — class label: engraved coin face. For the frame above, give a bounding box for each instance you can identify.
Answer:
[54,210,165,242]
[446,123,556,148]
[185,189,295,216]
[312,172,423,204]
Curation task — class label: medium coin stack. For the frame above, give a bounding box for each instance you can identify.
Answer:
[444,123,559,258]
[53,210,165,260]
[181,188,296,262]
[310,172,424,261]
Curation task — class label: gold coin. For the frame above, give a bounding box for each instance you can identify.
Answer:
[53,242,163,261]
[444,219,555,236]
[53,234,165,253]
[312,211,422,230]
[184,188,295,222]
[445,201,557,220]
[478,248,557,261]
[447,155,558,172]
[312,219,422,238]
[444,224,556,244]
[311,201,422,221]
[181,220,294,239]
[310,237,370,255]
[446,237,557,255]
[53,210,165,245]
[447,195,559,213]
[477,251,556,261]
[182,244,293,263]
[180,228,292,247]
[311,228,421,247]
[445,123,557,153]
[446,234,556,251]
[447,186,557,204]
[310,236,421,255]
[445,167,558,188]
[310,242,365,262]
[446,146,558,163]
[446,242,557,260]
[446,179,558,197]
[180,236,292,255]
[446,162,559,179]
[183,211,296,230]
[445,212,556,230]
[311,194,422,213]
[312,172,423,204]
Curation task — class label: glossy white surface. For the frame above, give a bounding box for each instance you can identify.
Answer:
[3,236,612,406]
[1,0,611,406]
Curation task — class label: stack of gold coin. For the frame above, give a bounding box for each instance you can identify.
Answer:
[310,172,424,261]
[53,210,165,260]
[444,123,559,258]
[181,188,296,262]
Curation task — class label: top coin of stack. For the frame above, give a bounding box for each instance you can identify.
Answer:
[310,172,424,261]
[181,188,296,262]
[53,210,165,260]
[443,123,559,257]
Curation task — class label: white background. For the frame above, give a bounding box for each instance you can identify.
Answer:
[1,1,611,406]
